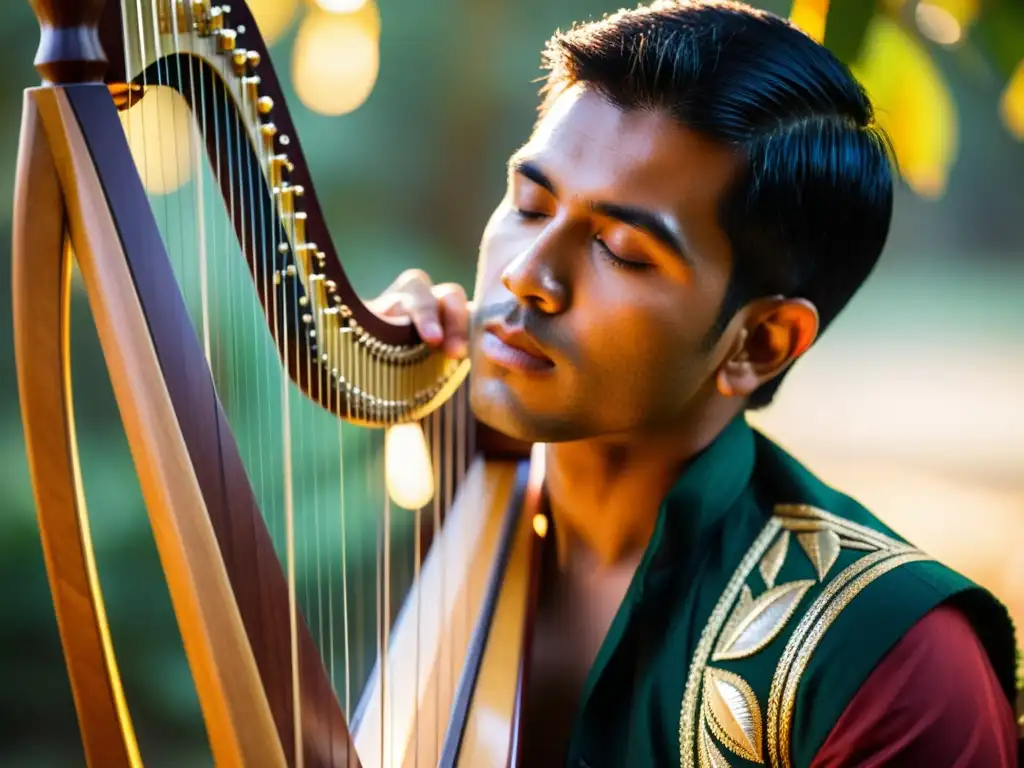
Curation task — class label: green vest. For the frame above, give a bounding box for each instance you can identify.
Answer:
[560,415,1018,768]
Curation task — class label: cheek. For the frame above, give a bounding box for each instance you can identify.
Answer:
[574,293,711,406]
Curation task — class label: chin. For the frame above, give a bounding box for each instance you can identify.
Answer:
[468,375,592,444]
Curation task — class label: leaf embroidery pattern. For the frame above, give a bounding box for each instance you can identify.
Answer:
[713,580,815,662]
[702,667,764,764]
[797,530,841,581]
[759,530,790,589]
[698,721,733,768]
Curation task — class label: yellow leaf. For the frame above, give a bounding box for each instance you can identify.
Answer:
[789,0,830,43]
[851,15,958,198]
[1000,58,1024,141]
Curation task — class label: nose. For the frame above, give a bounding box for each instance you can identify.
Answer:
[500,224,570,316]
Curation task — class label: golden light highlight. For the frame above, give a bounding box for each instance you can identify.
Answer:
[118,86,195,195]
[915,3,963,46]
[385,423,435,510]
[247,0,300,46]
[292,2,381,117]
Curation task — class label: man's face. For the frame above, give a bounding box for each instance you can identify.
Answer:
[469,86,742,443]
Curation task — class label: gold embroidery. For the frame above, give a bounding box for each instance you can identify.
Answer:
[717,583,755,660]
[837,537,875,552]
[679,519,782,768]
[759,530,789,588]
[681,504,922,768]
[797,530,841,581]
[702,667,764,763]
[713,580,815,662]
[766,549,926,768]
[698,721,732,768]
[774,504,902,552]
[766,549,890,768]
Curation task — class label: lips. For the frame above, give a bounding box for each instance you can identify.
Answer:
[480,322,554,372]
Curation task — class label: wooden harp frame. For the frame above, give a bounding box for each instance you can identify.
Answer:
[12,1,540,766]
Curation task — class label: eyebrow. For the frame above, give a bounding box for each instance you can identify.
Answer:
[509,157,692,265]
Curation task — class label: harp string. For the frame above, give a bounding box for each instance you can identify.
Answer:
[239,40,271,557]
[432,405,443,759]
[384,349,393,766]
[341,326,352,718]
[324,291,336,696]
[280,108,300,768]
[117,6,482,765]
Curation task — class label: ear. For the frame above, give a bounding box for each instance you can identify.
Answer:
[716,298,819,399]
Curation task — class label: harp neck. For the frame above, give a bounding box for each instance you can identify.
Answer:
[28,0,109,84]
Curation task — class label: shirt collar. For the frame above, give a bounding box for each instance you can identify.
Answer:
[642,413,757,583]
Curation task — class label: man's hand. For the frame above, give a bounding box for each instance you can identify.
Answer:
[367,269,471,359]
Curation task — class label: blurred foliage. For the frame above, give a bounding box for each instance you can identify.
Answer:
[0,0,1021,765]
[791,0,1024,196]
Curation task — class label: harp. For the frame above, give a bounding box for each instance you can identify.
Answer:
[12,1,543,765]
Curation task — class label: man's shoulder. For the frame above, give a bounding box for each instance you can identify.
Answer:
[677,431,1018,768]
[813,603,1020,767]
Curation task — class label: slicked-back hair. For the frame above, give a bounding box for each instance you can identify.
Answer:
[539,0,896,408]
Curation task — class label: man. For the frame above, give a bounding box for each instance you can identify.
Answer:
[372,1,1020,765]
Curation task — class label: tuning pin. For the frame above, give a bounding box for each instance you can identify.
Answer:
[294,244,309,277]
[231,48,248,75]
[278,185,299,217]
[293,212,307,243]
[243,75,260,105]
[260,122,277,152]
[257,96,274,115]
[308,274,327,309]
[247,50,261,70]
[191,1,210,34]
[269,154,292,189]
[206,5,224,34]
[218,28,236,52]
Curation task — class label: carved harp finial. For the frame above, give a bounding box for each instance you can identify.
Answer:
[28,0,109,84]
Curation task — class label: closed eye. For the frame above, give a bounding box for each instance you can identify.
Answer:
[594,235,653,271]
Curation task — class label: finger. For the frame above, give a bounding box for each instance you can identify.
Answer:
[397,285,445,346]
[435,283,470,359]
[384,268,433,296]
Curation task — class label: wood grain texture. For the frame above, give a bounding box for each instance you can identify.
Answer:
[34,84,286,768]
[27,0,108,83]
[456,446,545,768]
[64,81,356,767]
[12,87,139,768]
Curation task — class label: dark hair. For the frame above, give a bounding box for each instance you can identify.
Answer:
[539,0,896,408]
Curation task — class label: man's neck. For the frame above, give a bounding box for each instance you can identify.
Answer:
[543,405,738,573]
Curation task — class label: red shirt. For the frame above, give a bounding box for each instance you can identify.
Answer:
[813,604,1019,767]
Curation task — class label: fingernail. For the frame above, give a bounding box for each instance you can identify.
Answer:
[423,322,442,342]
